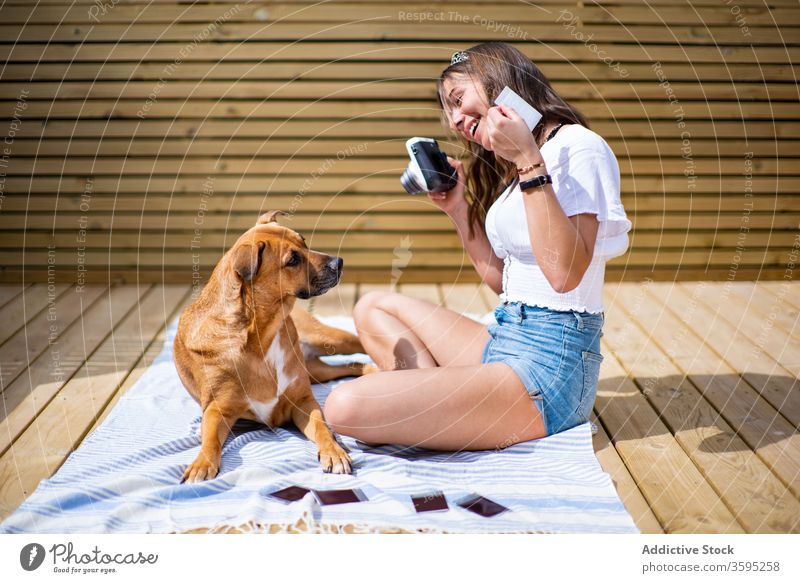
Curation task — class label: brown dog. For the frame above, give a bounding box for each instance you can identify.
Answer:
[174,210,374,483]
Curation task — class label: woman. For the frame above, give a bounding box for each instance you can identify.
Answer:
[323,42,631,450]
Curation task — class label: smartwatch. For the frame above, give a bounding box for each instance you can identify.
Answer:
[519,174,552,192]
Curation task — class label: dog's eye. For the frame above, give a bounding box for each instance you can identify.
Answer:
[285,251,301,267]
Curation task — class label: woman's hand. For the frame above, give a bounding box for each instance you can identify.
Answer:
[485,104,542,167]
[427,155,468,218]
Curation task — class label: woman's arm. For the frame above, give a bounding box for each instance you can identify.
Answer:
[449,204,505,295]
[515,163,599,293]
[427,156,504,294]
[486,106,600,293]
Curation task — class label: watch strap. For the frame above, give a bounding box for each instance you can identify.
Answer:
[519,174,552,191]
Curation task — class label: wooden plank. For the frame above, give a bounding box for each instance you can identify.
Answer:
[5,156,793,176]
[602,285,797,532]
[759,281,800,312]
[6,120,796,140]
[724,281,800,338]
[7,230,800,256]
[5,1,797,8]
[3,266,796,286]
[5,137,797,158]
[4,231,467,250]
[5,175,798,197]
[309,283,357,316]
[759,281,800,297]
[0,248,792,271]
[9,191,263,214]
[438,283,492,316]
[0,283,70,346]
[5,4,799,26]
[1,22,792,44]
[680,282,800,378]
[3,213,796,232]
[3,100,797,126]
[0,284,188,520]
[0,285,107,393]
[396,284,441,305]
[594,335,743,533]
[646,283,800,429]
[613,283,800,503]
[4,230,799,253]
[87,286,193,433]
[0,284,29,310]
[0,249,472,269]
[3,78,798,103]
[355,283,393,300]
[590,413,663,534]
[4,62,797,83]
[3,42,796,65]
[99,206,800,226]
[5,78,800,102]
[12,175,800,197]
[0,284,147,457]
[12,194,800,215]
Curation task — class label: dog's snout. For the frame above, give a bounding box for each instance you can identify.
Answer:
[328,256,343,272]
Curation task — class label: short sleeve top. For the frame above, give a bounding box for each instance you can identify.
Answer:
[483,124,631,312]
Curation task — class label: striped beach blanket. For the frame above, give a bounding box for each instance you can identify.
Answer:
[1,315,638,534]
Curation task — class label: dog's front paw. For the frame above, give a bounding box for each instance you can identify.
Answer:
[182,455,219,484]
[318,442,352,474]
[359,363,381,375]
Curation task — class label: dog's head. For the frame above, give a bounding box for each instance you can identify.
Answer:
[224,210,343,302]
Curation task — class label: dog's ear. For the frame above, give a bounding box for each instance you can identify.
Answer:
[256,210,288,225]
[230,240,266,284]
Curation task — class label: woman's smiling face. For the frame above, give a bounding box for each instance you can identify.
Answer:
[442,74,492,149]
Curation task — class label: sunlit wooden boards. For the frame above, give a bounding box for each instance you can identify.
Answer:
[1,1,798,283]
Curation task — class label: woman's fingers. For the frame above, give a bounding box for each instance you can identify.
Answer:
[446,156,465,183]
[446,156,462,170]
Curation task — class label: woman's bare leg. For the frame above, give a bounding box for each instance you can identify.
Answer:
[323,362,546,450]
[353,290,490,371]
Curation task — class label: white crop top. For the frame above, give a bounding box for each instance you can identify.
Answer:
[484,124,631,313]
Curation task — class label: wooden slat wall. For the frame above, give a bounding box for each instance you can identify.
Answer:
[1,0,798,284]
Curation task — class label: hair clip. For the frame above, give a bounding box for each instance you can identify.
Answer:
[450,51,470,65]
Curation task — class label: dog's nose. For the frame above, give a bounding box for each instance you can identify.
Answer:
[327,256,343,272]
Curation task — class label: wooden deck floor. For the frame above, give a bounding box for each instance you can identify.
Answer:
[0,281,798,533]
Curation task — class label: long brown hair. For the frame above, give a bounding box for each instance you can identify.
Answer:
[436,42,589,239]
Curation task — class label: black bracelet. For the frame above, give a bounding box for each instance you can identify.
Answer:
[519,174,552,192]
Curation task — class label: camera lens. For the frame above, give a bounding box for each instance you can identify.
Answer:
[400,164,425,195]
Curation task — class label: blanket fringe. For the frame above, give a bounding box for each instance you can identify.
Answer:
[185,510,553,534]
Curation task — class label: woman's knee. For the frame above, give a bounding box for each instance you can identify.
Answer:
[353,290,395,329]
[322,386,362,435]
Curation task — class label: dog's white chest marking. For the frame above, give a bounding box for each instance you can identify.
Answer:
[247,396,278,425]
[265,329,297,396]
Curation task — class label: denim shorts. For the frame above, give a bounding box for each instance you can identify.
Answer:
[481,301,604,436]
